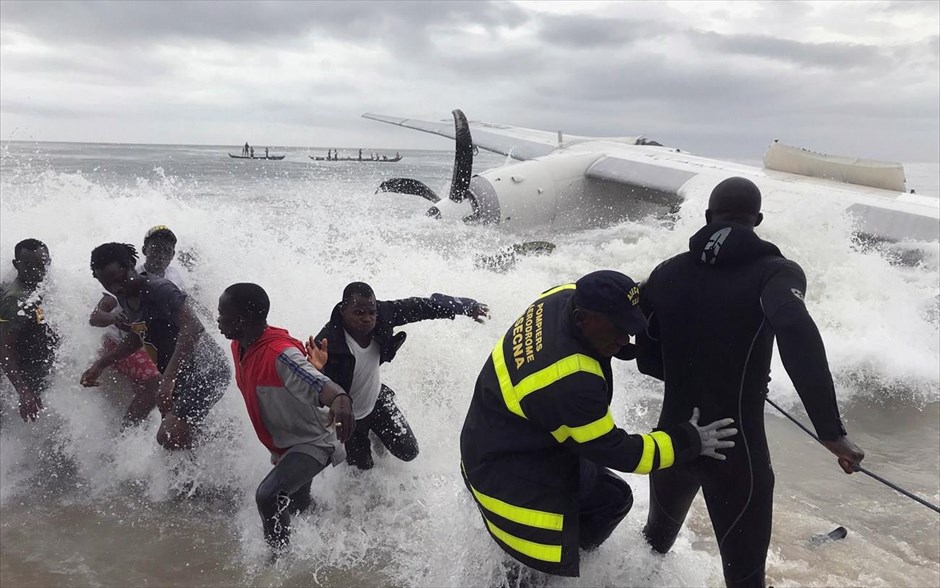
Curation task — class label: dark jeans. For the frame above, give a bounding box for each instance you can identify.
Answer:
[345,384,419,470]
[578,458,634,550]
[255,452,325,550]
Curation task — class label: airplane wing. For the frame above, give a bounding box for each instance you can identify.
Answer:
[579,144,940,243]
[364,110,938,242]
[362,112,572,160]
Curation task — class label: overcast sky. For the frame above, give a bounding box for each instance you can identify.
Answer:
[1,0,937,160]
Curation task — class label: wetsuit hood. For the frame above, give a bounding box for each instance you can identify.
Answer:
[689,222,782,267]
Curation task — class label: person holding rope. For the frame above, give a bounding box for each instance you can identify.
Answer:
[635,177,865,588]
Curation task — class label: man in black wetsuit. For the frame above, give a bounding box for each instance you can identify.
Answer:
[636,177,865,588]
[80,243,230,449]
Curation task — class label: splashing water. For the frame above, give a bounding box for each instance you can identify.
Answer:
[1,142,937,587]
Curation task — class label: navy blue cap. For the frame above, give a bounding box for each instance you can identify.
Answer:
[574,270,647,335]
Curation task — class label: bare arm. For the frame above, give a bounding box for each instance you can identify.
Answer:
[89,294,118,327]
[81,331,143,387]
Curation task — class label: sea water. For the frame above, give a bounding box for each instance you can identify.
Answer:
[0,142,938,587]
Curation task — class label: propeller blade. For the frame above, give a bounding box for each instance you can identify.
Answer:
[377,178,441,203]
[448,109,474,203]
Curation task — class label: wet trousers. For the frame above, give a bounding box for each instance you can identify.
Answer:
[255,452,325,549]
[579,458,634,550]
[345,384,419,469]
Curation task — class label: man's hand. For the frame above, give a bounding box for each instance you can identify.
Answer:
[80,363,104,387]
[17,388,43,422]
[689,407,737,460]
[821,436,865,474]
[470,302,490,324]
[306,337,328,371]
[157,378,176,416]
[329,394,355,443]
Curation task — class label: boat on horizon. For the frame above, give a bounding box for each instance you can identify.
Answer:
[228,153,286,160]
[310,154,402,162]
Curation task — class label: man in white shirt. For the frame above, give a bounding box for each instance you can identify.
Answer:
[309,282,488,469]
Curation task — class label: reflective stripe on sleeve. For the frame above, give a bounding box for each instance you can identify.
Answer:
[633,434,656,474]
[650,431,675,469]
[551,407,615,444]
[484,517,563,563]
[467,480,564,531]
[513,354,603,404]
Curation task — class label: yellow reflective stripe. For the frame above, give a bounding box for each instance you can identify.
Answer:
[551,407,615,444]
[483,517,562,563]
[634,434,655,474]
[467,481,564,532]
[538,283,576,300]
[650,431,675,469]
[491,335,526,418]
[513,354,604,403]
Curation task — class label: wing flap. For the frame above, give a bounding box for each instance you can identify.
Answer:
[585,156,698,194]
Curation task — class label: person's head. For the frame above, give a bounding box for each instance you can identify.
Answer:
[90,242,142,298]
[12,239,51,286]
[217,283,270,340]
[705,177,763,227]
[573,270,647,358]
[339,282,377,338]
[142,225,177,273]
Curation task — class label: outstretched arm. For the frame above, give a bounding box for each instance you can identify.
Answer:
[763,261,864,472]
[386,294,488,327]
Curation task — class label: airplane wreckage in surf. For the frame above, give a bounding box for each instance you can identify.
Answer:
[366,109,939,249]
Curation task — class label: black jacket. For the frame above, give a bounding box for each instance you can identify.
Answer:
[314,293,480,394]
[636,222,846,442]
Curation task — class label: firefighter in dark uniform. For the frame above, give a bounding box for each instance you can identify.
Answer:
[460,270,739,578]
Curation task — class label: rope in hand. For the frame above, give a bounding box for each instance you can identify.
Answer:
[766,397,940,515]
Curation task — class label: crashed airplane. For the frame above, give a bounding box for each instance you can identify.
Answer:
[365,110,939,243]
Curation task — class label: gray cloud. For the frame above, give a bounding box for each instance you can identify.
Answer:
[690,31,890,70]
[0,0,936,161]
[535,14,672,49]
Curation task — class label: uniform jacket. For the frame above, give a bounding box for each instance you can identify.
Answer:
[459,285,701,577]
[314,293,480,394]
[231,326,345,466]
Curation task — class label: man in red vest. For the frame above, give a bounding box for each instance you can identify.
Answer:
[217,282,354,556]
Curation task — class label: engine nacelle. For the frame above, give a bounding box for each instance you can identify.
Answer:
[465,153,601,229]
